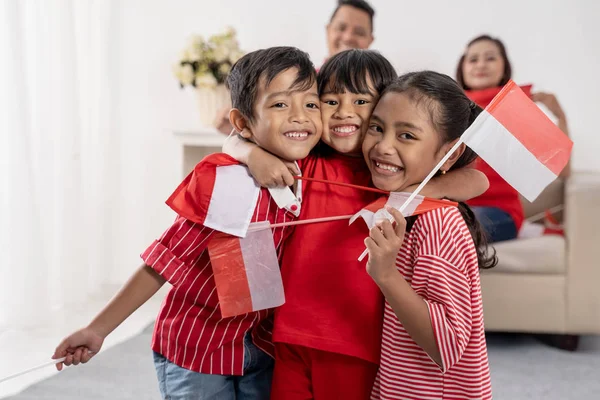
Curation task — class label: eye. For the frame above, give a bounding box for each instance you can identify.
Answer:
[306,103,319,109]
[398,132,415,140]
[368,124,383,133]
[272,103,286,108]
[355,99,369,105]
[323,100,338,106]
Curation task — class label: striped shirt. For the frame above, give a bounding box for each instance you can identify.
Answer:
[372,207,492,400]
[141,188,297,376]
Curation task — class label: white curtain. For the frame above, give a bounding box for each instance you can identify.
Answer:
[0,0,115,328]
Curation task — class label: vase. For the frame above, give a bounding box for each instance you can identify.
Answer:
[195,84,230,127]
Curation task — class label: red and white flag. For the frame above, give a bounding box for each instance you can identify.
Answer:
[166,153,260,237]
[351,192,457,229]
[207,221,284,318]
[463,80,572,201]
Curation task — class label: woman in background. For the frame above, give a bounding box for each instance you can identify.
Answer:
[456,34,570,242]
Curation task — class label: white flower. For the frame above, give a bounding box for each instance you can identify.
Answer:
[218,63,231,75]
[224,26,236,37]
[187,34,204,49]
[229,50,244,64]
[212,46,230,63]
[188,46,202,62]
[174,64,195,86]
[179,49,190,62]
[195,73,218,89]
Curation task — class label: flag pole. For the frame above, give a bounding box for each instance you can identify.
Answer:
[357,137,466,261]
[247,215,353,232]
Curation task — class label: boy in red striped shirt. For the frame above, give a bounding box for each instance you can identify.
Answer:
[52,46,322,400]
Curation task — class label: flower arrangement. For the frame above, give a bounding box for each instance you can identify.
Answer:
[173,26,244,89]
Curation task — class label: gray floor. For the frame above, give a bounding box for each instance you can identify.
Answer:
[4,325,600,399]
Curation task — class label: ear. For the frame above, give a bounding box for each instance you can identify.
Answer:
[229,108,252,139]
[367,33,374,48]
[439,140,466,173]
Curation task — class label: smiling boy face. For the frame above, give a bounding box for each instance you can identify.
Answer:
[245,67,322,162]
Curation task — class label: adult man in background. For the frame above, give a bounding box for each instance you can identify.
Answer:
[215,0,376,134]
[325,0,375,58]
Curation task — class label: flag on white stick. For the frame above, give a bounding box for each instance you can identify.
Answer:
[207,221,285,318]
[351,192,457,229]
[355,193,457,261]
[462,80,572,202]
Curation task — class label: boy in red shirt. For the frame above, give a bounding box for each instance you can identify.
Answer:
[52,46,322,400]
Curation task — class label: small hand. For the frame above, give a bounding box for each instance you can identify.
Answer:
[248,150,299,188]
[52,327,104,371]
[364,207,407,284]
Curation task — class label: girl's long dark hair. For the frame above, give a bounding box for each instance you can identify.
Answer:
[384,71,497,269]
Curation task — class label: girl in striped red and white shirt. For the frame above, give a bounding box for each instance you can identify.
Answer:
[362,71,497,400]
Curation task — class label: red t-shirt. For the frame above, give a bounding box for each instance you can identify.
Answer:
[273,152,384,364]
[464,86,531,231]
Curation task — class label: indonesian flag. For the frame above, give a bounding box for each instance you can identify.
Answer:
[351,192,457,229]
[166,153,260,237]
[207,221,284,318]
[463,81,572,201]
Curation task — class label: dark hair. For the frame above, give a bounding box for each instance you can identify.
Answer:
[226,46,316,122]
[455,35,512,91]
[318,49,397,96]
[313,49,397,156]
[383,71,497,269]
[330,0,375,32]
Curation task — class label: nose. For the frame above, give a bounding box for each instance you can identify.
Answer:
[289,104,309,124]
[341,30,356,46]
[375,130,396,154]
[333,101,354,119]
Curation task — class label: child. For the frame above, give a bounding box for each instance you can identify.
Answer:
[51,46,322,400]
[362,71,495,399]
[224,49,490,399]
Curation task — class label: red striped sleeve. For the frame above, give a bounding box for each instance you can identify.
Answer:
[141,216,214,286]
[411,209,474,372]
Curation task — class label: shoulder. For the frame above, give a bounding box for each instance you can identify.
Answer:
[197,152,242,169]
[413,206,466,234]
[410,206,474,257]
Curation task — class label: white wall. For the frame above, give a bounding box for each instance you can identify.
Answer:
[107,0,600,282]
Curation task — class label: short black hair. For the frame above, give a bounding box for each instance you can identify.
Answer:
[226,47,316,122]
[318,49,397,96]
[330,0,375,32]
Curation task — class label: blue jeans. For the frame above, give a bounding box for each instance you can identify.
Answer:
[153,333,273,400]
[472,206,518,243]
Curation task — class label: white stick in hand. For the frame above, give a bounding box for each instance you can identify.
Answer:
[358,138,465,261]
[0,357,66,384]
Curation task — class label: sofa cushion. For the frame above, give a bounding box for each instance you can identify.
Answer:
[484,235,566,274]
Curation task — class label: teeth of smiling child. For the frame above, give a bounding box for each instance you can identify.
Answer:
[333,126,357,133]
[376,162,400,172]
[285,132,308,138]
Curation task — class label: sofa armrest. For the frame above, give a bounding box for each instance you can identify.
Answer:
[565,172,600,332]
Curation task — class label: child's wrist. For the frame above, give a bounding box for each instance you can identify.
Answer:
[87,322,109,339]
[370,264,398,287]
